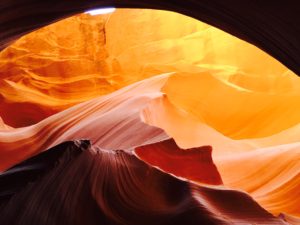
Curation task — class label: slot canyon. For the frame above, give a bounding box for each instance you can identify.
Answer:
[0,6,299,225]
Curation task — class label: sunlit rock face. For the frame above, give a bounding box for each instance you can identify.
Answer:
[0,8,299,224]
[1,8,298,127]
[0,13,112,127]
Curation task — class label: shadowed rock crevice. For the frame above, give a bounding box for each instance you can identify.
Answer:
[0,141,286,225]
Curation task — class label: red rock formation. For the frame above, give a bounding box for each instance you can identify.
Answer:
[0,8,299,224]
[0,141,287,225]
[135,139,223,185]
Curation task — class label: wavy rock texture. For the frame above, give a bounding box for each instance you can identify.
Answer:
[0,72,298,221]
[0,13,112,127]
[141,77,300,217]
[0,75,169,171]
[216,144,300,217]
[0,9,298,127]
[0,8,299,225]
[0,141,287,225]
[0,140,90,202]
[162,72,300,139]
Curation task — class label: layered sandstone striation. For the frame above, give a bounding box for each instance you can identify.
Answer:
[0,8,299,224]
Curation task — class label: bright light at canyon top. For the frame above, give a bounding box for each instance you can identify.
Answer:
[85,7,116,15]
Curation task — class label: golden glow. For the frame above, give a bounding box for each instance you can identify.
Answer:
[0,8,297,127]
[0,8,299,219]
